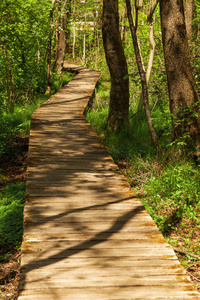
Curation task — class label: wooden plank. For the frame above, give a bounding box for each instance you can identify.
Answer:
[19,263,187,276]
[21,239,172,251]
[20,258,185,270]
[22,231,167,244]
[19,275,195,289]
[18,287,200,300]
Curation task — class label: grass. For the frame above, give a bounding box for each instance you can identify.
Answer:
[0,183,26,261]
[0,97,47,158]
[140,159,200,234]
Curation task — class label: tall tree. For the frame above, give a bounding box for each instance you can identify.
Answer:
[102,0,129,131]
[125,0,158,152]
[72,0,76,59]
[55,0,71,73]
[46,0,56,95]
[1,43,15,113]
[159,0,200,151]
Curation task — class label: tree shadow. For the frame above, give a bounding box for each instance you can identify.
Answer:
[18,66,147,299]
[161,207,183,237]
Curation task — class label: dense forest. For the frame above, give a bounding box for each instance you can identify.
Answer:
[0,0,200,298]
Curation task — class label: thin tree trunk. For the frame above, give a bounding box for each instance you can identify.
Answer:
[54,0,71,73]
[159,0,200,151]
[72,0,76,59]
[82,0,86,64]
[102,0,129,131]
[4,45,15,113]
[125,0,158,152]
[137,18,156,111]
[46,1,55,95]
[184,0,194,40]
[147,0,158,23]
[37,41,40,65]
[55,5,60,68]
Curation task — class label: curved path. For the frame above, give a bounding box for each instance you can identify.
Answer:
[18,63,200,299]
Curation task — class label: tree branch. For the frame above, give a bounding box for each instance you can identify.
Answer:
[173,246,200,261]
[147,0,158,23]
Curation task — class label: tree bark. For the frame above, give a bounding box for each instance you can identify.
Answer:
[125,0,158,152]
[55,0,71,74]
[159,0,200,151]
[82,0,86,64]
[72,0,76,59]
[184,0,194,40]
[147,0,158,23]
[102,0,129,131]
[3,45,15,113]
[46,1,55,95]
[137,18,156,111]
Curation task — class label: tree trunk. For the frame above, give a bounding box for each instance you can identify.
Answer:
[55,5,60,68]
[82,0,87,64]
[55,0,71,74]
[184,0,194,40]
[72,0,76,59]
[102,0,129,132]
[55,13,67,73]
[159,0,200,151]
[137,18,156,111]
[147,0,158,23]
[4,45,15,113]
[46,2,55,95]
[125,0,158,152]
[0,31,15,114]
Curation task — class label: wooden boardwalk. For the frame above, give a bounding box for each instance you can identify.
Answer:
[18,63,200,299]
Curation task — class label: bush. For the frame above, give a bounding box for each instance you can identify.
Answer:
[0,182,25,247]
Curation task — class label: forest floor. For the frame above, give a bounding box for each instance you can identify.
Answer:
[0,137,199,299]
[0,137,28,300]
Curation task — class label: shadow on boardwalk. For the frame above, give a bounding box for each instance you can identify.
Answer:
[18,64,200,300]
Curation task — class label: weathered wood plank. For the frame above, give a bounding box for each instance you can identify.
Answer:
[18,63,200,299]
[18,287,200,300]
[20,258,184,270]
[19,275,194,289]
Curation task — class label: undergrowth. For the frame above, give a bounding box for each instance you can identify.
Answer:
[0,183,26,261]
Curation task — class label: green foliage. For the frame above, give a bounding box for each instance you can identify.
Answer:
[86,80,169,161]
[142,161,200,218]
[140,159,200,239]
[0,96,47,158]
[0,182,25,247]
[51,72,75,95]
[0,0,51,110]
